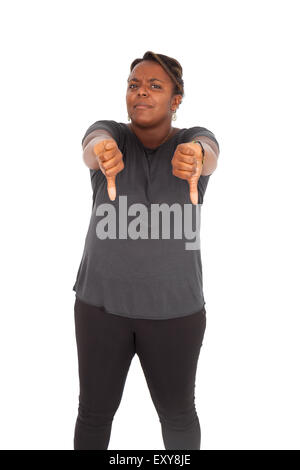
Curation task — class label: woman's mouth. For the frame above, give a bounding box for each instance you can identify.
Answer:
[135,105,153,109]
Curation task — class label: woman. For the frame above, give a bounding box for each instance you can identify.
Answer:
[72,51,220,450]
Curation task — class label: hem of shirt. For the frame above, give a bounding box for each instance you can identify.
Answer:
[74,292,206,321]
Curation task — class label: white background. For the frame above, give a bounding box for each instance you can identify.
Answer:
[0,0,299,450]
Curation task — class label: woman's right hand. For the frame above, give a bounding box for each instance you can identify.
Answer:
[93,139,125,201]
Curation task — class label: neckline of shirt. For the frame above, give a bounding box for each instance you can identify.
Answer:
[125,124,183,151]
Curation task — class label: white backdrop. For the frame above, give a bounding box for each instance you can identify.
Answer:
[0,0,299,450]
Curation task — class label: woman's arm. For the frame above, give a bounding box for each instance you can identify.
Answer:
[82,129,116,170]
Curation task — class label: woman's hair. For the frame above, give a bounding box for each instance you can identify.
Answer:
[129,51,185,99]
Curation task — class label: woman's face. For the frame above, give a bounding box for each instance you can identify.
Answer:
[126,60,181,126]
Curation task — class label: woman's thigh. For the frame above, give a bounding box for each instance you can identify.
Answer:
[74,296,136,409]
[134,307,207,411]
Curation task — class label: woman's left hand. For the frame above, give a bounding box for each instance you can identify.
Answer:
[171,142,203,205]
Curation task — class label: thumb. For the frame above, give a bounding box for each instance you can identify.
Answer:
[106,175,116,201]
[188,177,199,205]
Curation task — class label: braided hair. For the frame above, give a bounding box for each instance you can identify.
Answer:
[129,51,185,99]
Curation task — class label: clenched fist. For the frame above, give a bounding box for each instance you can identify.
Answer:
[171,142,204,205]
[93,139,124,201]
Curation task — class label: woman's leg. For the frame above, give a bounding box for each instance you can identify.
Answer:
[134,307,207,450]
[73,296,135,449]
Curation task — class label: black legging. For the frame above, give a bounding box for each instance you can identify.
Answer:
[73,295,207,450]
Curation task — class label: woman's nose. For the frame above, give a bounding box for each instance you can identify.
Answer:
[138,86,148,96]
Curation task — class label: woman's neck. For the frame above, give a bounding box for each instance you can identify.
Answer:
[127,122,179,149]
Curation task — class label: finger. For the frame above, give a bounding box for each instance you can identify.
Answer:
[101,154,122,170]
[94,140,117,158]
[104,140,116,150]
[99,158,123,177]
[189,178,199,205]
[176,153,195,164]
[174,161,196,172]
[105,158,124,176]
[178,143,195,156]
[173,168,194,180]
[105,160,124,200]
[102,145,120,162]
[96,147,118,163]
[106,175,116,201]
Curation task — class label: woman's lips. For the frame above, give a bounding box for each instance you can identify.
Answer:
[135,105,152,109]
